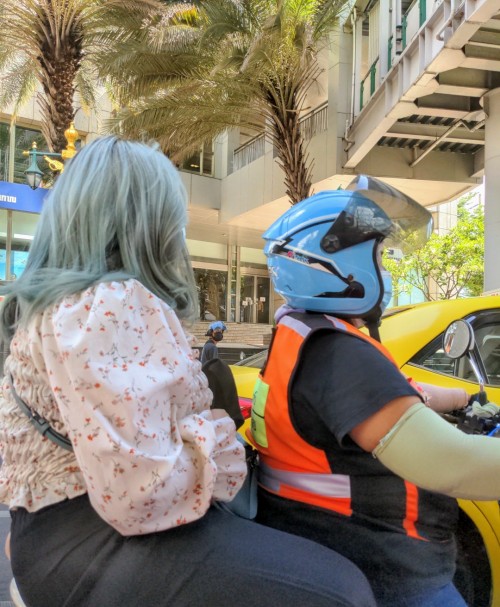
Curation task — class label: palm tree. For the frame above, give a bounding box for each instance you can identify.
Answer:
[102,0,345,204]
[0,0,148,153]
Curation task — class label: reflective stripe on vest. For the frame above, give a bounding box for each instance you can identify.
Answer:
[259,460,353,515]
[260,461,351,498]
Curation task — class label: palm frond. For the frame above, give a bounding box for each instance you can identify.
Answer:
[101,0,343,202]
[75,61,99,112]
[1,0,343,203]
[312,0,346,40]
[0,56,38,111]
[106,75,266,159]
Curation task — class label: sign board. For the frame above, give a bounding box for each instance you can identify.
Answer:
[0,181,48,214]
[482,290,500,297]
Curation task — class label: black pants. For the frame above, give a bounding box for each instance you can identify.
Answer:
[10,494,376,607]
[257,489,458,607]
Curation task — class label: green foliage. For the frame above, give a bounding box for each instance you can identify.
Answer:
[100,0,345,203]
[0,0,98,150]
[0,0,154,151]
[384,194,484,301]
[0,0,345,203]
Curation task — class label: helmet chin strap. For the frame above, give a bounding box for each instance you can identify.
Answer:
[363,307,382,342]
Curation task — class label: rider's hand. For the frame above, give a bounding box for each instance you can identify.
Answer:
[467,391,488,406]
[416,383,468,413]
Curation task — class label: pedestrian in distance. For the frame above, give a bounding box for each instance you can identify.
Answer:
[249,175,500,607]
[201,320,226,365]
[0,137,377,607]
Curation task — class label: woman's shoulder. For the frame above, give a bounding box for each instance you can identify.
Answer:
[43,280,183,341]
[38,278,192,352]
[52,279,168,316]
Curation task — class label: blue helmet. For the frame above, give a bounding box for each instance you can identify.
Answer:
[206,321,227,336]
[263,175,433,319]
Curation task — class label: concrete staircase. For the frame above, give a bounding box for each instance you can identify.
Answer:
[190,321,272,364]
[190,321,273,348]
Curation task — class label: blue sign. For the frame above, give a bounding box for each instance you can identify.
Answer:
[0,249,28,280]
[0,181,48,214]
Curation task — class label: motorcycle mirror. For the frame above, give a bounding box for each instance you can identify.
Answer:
[443,320,474,359]
[443,319,487,391]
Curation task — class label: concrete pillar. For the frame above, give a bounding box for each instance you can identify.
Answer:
[218,128,240,178]
[327,28,352,175]
[482,88,500,292]
[379,0,390,79]
[353,14,364,117]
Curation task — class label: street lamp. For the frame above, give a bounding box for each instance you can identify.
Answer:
[23,122,80,190]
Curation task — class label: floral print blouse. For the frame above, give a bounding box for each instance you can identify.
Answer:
[0,279,246,535]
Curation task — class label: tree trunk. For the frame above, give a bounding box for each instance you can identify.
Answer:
[35,11,82,152]
[268,88,313,205]
[37,57,79,152]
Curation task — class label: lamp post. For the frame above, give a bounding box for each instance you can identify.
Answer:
[23,122,80,190]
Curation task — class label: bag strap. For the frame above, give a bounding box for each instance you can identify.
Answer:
[9,375,73,452]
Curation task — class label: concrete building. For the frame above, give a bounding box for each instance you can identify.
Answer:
[0,0,498,325]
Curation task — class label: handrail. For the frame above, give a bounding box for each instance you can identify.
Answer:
[233,131,265,157]
[404,0,419,17]
[355,0,426,116]
[299,102,328,141]
[233,133,265,171]
[436,1,465,41]
[233,102,329,171]
[419,0,426,26]
[359,57,379,110]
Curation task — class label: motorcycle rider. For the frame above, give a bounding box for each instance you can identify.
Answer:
[250,175,500,607]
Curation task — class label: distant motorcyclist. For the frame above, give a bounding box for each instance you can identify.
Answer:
[249,176,500,607]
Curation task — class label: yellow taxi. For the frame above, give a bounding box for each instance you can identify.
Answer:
[231,296,500,607]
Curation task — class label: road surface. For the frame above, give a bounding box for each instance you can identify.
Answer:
[0,505,13,605]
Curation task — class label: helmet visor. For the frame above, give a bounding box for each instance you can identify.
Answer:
[343,175,433,253]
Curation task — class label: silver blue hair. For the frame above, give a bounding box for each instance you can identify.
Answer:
[0,136,198,340]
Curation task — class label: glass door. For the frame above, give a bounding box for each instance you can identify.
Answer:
[194,268,228,321]
[240,275,271,323]
[240,275,255,323]
[256,276,270,323]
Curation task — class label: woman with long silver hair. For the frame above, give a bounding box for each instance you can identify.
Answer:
[0,137,375,607]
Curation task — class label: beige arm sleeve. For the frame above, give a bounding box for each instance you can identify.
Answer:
[417,382,468,413]
[373,403,500,500]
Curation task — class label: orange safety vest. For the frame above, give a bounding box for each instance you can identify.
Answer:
[249,311,430,540]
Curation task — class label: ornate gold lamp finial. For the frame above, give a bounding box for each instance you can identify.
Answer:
[62,122,79,160]
[23,121,80,188]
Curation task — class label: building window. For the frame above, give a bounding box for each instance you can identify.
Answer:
[181,141,214,176]
[194,268,228,322]
[0,126,8,182]
[0,209,38,280]
[0,122,51,185]
[240,246,267,270]
[187,239,227,265]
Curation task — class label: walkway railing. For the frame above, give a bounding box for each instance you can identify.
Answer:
[300,102,328,141]
[358,0,427,109]
[360,57,379,111]
[233,133,266,171]
[233,102,329,171]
